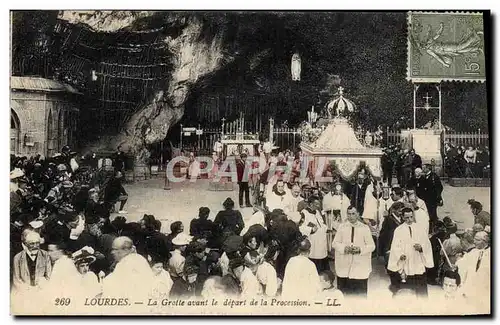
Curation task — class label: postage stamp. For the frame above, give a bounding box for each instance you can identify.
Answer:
[407,12,486,82]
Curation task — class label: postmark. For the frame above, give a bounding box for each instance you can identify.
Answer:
[407,12,485,82]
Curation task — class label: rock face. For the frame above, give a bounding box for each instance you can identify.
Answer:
[58,11,228,158]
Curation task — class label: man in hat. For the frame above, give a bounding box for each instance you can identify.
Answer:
[282,238,322,298]
[420,163,443,225]
[10,177,31,219]
[12,230,52,291]
[228,257,262,298]
[10,168,25,193]
[333,206,375,298]
[103,236,154,299]
[169,233,192,279]
[236,153,252,208]
[388,207,434,298]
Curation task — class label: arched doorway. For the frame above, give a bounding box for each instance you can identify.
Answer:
[10,109,20,155]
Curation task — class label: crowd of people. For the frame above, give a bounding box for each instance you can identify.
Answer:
[9,144,491,310]
[443,143,490,178]
[380,144,490,188]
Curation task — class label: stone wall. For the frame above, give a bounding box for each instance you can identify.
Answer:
[10,90,79,157]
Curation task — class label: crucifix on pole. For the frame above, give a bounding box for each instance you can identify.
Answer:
[413,84,442,130]
[423,93,432,109]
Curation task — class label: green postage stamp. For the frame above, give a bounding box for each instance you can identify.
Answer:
[407,12,485,82]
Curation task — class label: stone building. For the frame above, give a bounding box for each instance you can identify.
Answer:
[10,76,80,157]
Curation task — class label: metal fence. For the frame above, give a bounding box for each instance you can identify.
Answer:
[273,127,301,152]
[444,130,489,148]
[181,128,221,156]
[386,129,489,149]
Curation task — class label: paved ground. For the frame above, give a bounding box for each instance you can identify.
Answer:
[112,176,490,299]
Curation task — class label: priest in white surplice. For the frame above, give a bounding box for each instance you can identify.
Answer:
[388,207,433,298]
[283,184,303,223]
[266,179,291,211]
[323,182,350,247]
[456,231,490,311]
[407,192,430,235]
[333,206,375,298]
[299,196,329,272]
[281,238,322,299]
[103,236,155,300]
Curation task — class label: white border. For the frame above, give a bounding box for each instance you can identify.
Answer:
[1,1,497,324]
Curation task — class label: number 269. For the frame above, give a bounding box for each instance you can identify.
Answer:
[55,298,71,306]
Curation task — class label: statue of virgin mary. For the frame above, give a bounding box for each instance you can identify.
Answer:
[291,53,301,81]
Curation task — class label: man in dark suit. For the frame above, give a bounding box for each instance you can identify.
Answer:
[420,164,443,225]
[378,201,405,295]
[236,153,251,208]
[347,171,370,215]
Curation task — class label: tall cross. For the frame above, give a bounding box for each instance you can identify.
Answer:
[338,86,344,95]
[423,93,432,108]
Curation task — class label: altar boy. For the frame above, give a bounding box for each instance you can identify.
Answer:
[388,207,433,298]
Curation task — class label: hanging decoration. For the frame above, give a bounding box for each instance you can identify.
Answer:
[291,53,301,81]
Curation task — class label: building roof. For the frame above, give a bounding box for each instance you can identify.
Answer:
[10,76,81,94]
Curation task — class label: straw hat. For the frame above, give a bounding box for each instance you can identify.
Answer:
[10,169,25,180]
[72,246,96,265]
[172,233,193,246]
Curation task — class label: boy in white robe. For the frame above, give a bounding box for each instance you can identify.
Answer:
[282,238,322,299]
[388,207,433,298]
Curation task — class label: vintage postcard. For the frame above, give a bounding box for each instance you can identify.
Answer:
[9,10,491,316]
